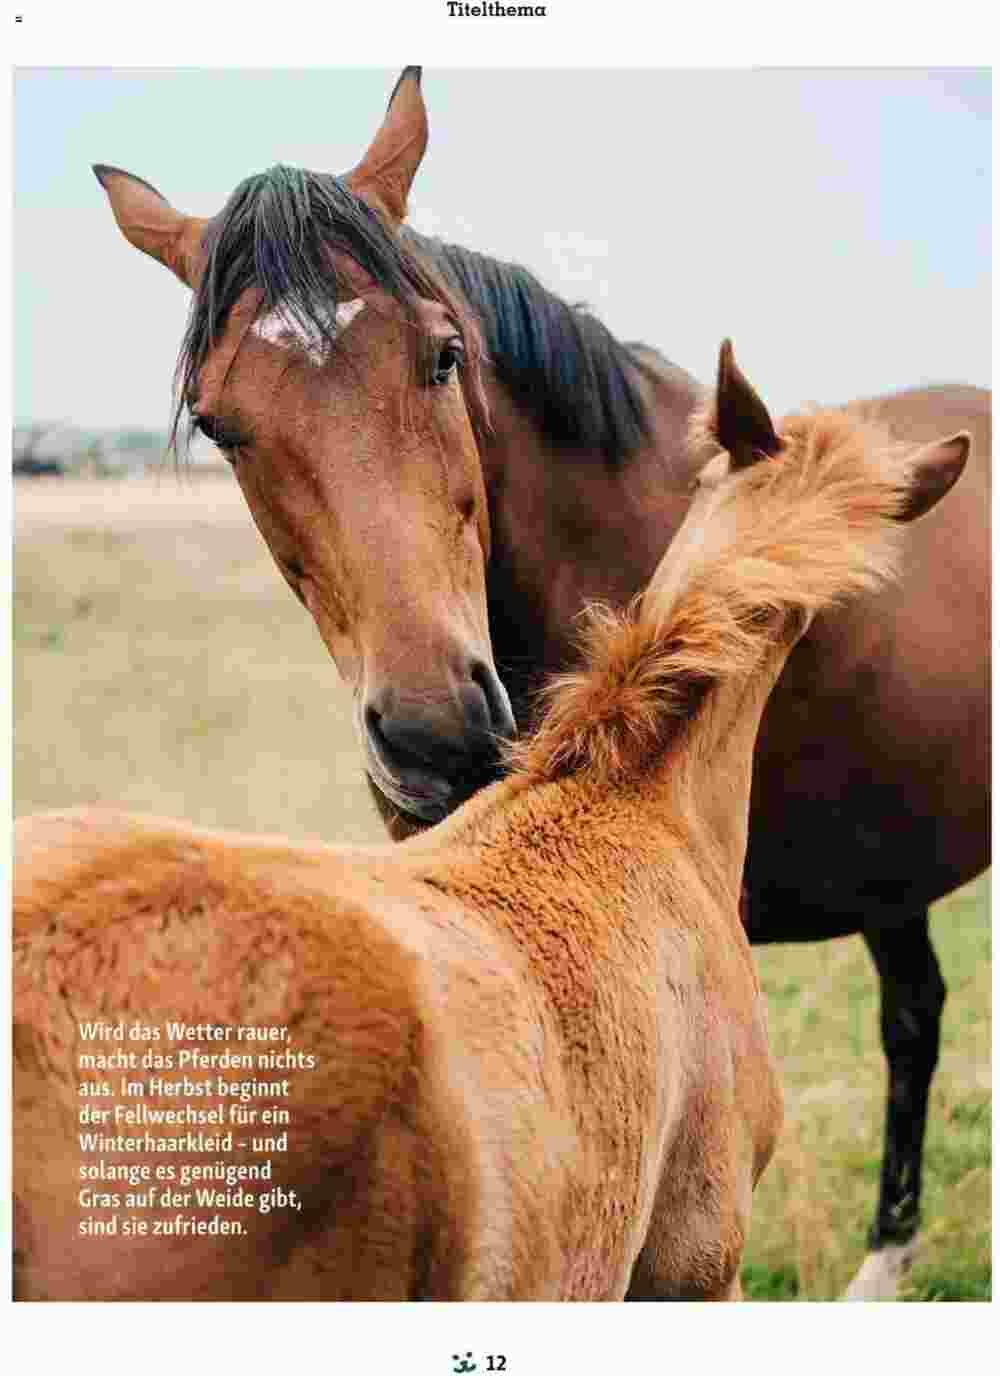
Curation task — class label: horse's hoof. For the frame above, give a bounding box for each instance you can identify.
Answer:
[841,1238,920,1301]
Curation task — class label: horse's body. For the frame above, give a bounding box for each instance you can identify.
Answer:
[16,360,964,1300]
[93,69,990,1294]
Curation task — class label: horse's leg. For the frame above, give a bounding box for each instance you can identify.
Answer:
[842,910,945,1301]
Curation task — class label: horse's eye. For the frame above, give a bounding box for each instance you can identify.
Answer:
[431,338,464,386]
[193,413,242,455]
[193,413,222,443]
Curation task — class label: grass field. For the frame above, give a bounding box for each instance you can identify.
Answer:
[14,475,991,1301]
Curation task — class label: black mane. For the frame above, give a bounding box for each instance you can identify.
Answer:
[408,232,656,463]
[174,162,666,467]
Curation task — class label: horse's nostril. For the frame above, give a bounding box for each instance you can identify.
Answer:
[367,706,425,771]
[470,661,516,740]
[367,704,448,776]
[365,666,514,803]
[364,704,384,746]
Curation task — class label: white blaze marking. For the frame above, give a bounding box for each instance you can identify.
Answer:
[252,299,366,365]
[334,299,366,330]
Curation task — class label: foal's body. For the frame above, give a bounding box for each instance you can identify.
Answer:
[15,774,771,1300]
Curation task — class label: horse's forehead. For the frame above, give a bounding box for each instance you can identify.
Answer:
[250,298,367,365]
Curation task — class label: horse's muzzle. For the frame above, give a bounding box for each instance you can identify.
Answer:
[363,663,516,823]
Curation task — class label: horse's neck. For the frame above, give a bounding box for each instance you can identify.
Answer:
[479,369,703,719]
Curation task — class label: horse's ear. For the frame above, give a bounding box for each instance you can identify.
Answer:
[93,165,208,288]
[716,339,782,469]
[344,66,428,229]
[895,432,970,522]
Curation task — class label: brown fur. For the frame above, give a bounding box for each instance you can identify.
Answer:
[15,362,964,1300]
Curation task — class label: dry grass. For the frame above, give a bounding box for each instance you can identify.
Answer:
[14,474,991,1300]
[14,475,381,846]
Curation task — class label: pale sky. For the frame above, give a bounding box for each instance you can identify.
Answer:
[13,67,991,433]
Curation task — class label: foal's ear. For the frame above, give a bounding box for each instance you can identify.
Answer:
[93,165,207,288]
[345,66,428,228]
[716,339,782,469]
[895,432,970,522]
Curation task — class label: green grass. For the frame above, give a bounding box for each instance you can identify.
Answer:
[742,871,991,1300]
[742,1263,799,1300]
[913,1267,991,1302]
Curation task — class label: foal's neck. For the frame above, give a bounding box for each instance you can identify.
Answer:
[645,642,795,912]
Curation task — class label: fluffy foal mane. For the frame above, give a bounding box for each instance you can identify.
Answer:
[514,407,908,783]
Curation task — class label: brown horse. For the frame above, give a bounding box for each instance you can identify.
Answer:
[15,345,968,1300]
[94,69,990,1296]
